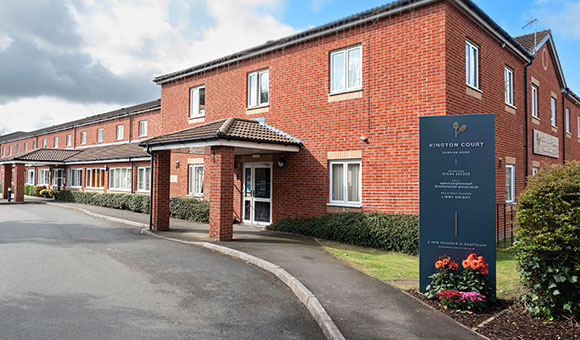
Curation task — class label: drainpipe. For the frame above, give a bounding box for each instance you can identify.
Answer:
[524,57,534,178]
[73,126,77,149]
[146,145,153,231]
[562,88,570,164]
[130,159,134,193]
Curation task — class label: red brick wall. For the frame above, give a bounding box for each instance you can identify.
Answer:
[564,97,580,161]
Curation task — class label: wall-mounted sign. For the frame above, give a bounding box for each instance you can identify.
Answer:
[533,129,559,158]
[419,114,496,294]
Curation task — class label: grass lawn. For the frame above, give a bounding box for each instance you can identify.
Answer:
[320,240,521,300]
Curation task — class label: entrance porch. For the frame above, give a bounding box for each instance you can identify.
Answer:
[141,117,301,241]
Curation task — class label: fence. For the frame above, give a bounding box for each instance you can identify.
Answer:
[496,203,516,248]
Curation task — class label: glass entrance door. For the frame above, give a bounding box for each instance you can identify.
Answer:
[52,169,64,190]
[242,163,272,225]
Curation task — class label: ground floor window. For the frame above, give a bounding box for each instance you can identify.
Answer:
[109,167,132,191]
[37,169,50,185]
[188,164,204,196]
[505,164,515,203]
[86,168,105,189]
[329,159,361,205]
[137,166,151,192]
[26,170,35,185]
[67,168,82,188]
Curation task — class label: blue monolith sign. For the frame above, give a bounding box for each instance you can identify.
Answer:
[419,114,496,294]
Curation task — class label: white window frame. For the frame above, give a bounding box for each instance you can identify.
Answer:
[109,167,132,191]
[188,164,204,196]
[189,85,206,118]
[16,144,19,154]
[116,125,124,140]
[505,164,515,203]
[66,134,72,147]
[330,45,362,94]
[33,140,37,149]
[247,69,269,108]
[54,136,58,148]
[466,40,479,89]
[139,120,147,137]
[9,145,12,156]
[137,166,151,192]
[1,147,4,157]
[24,142,28,152]
[551,97,557,127]
[328,159,362,207]
[97,128,104,143]
[85,168,106,189]
[504,67,513,106]
[67,168,83,188]
[531,85,539,118]
[42,139,47,148]
[37,169,50,186]
[26,169,35,185]
[81,131,87,145]
[566,108,571,134]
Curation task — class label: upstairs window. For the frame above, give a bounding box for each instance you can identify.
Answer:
[551,97,557,127]
[54,136,58,148]
[43,139,47,148]
[189,85,206,117]
[577,116,580,138]
[1,147,4,157]
[566,108,571,133]
[33,140,37,149]
[81,131,87,145]
[139,120,148,137]
[16,144,19,154]
[247,69,269,107]
[24,142,28,152]
[66,134,72,147]
[97,128,104,142]
[8,145,12,156]
[330,45,362,93]
[504,67,513,106]
[116,125,124,140]
[531,85,539,118]
[466,40,479,89]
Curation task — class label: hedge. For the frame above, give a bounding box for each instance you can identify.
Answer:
[267,212,419,255]
[54,190,209,224]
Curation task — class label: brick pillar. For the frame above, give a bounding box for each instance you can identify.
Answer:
[2,164,11,199]
[151,150,171,231]
[14,163,25,202]
[209,146,234,241]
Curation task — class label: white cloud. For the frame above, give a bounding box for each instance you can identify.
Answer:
[0,33,13,51]
[534,1,580,39]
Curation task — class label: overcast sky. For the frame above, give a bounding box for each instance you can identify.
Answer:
[0,0,578,135]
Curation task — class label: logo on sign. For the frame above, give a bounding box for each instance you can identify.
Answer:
[453,122,468,138]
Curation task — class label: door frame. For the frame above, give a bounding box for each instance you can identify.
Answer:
[242,162,273,225]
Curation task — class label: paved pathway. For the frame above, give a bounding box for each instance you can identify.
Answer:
[47,202,483,340]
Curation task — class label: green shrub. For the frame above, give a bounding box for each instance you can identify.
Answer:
[54,190,209,224]
[24,184,36,196]
[267,212,419,255]
[515,162,580,320]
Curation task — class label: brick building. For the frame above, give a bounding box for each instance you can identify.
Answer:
[2,0,580,240]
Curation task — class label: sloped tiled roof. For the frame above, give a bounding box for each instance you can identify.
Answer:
[0,131,27,143]
[66,143,149,162]
[0,148,81,163]
[514,30,551,53]
[140,118,302,147]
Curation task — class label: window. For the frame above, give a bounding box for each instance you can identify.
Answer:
[109,167,132,191]
[247,69,269,107]
[531,85,538,118]
[116,125,124,140]
[67,168,82,188]
[38,169,50,185]
[86,168,105,188]
[97,128,104,143]
[33,140,37,149]
[188,164,204,196]
[16,144,19,154]
[551,97,557,127]
[43,139,47,148]
[54,136,58,148]
[137,167,151,192]
[505,164,515,203]
[1,147,4,157]
[504,67,513,106]
[578,116,580,138]
[566,108,571,134]
[139,120,147,137]
[24,142,28,152]
[26,170,35,185]
[9,145,12,155]
[330,45,362,93]
[329,160,361,206]
[66,134,72,147]
[532,167,539,177]
[81,131,87,145]
[189,85,206,117]
[465,41,479,89]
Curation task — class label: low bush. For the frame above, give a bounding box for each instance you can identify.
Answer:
[515,162,580,320]
[54,190,209,224]
[24,184,36,196]
[267,212,419,255]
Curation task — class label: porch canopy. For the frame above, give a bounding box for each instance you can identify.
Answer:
[140,117,301,240]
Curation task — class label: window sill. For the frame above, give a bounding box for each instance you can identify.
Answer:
[136,190,150,194]
[551,126,558,133]
[465,85,482,100]
[566,132,571,138]
[326,202,362,208]
[246,106,269,115]
[246,104,269,110]
[187,194,204,198]
[108,189,131,193]
[531,117,540,125]
[504,104,516,115]
[188,116,205,124]
[328,89,363,103]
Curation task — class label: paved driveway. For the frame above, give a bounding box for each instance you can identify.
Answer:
[0,205,323,340]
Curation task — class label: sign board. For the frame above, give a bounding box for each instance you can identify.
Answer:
[419,114,496,294]
[533,129,559,158]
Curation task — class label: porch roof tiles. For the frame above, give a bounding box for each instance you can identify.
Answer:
[0,148,81,163]
[140,118,302,147]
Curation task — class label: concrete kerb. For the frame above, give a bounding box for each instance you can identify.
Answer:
[45,203,345,340]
